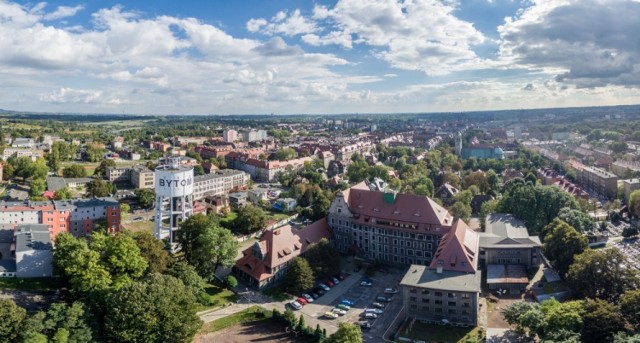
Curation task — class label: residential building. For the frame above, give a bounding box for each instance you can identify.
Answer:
[223,129,238,143]
[46,176,94,192]
[272,198,297,212]
[234,219,332,289]
[400,219,481,326]
[577,166,618,199]
[192,170,250,200]
[328,182,455,266]
[14,224,53,278]
[226,153,313,182]
[229,192,248,208]
[106,166,131,183]
[248,188,269,204]
[623,178,640,202]
[202,194,231,215]
[130,166,154,189]
[434,183,460,205]
[3,148,44,162]
[11,138,35,148]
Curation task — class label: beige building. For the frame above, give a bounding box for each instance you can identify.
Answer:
[3,148,44,162]
[577,166,618,199]
[130,166,154,189]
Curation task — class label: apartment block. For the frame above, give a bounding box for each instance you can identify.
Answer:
[193,169,250,200]
[3,148,44,162]
[130,166,154,189]
[577,166,618,199]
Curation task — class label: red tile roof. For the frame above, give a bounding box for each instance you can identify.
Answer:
[429,219,478,273]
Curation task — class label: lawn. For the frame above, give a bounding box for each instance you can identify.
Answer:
[399,322,484,343]
[263,284,294,302]
[123,221,153,233]
[0,277,65,292]
[196,280,240,312]
[198,306,272,334]
[220,212,238,229]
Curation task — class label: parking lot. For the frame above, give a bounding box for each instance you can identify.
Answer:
[288,263,406,341]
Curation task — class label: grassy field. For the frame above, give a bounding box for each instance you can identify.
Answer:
[263,284,294,302]
[399,322,484,343]
[199,306,272,334]
[122,221,153,233]
[0,277,65,292]
[196,280,240,312]
[220,212,238,229]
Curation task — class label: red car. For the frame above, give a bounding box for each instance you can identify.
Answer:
[297,297,308,305]
[325,280,334,287]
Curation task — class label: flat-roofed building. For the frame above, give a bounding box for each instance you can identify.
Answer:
[130,166,154,189]
[15,224,53,278]
[577,166,618,199]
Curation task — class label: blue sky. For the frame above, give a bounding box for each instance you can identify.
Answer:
[0,0,638,115]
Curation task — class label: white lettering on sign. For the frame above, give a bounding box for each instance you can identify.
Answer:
[159,177,193,188]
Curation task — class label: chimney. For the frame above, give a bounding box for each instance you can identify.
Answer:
[436,261,443,274]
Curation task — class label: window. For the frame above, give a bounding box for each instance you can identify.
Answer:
[448,301,456,306]
[422,298,429,303]
[410,297,417,302]
[435,300,443,305]
[421,290,430,295]
[409,288,417,294]
[448,292,456,298]
[435,292,442,297]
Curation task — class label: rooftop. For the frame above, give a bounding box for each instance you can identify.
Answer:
[400,264,481,293]
[15,224,52,253]
[480,213,541,249]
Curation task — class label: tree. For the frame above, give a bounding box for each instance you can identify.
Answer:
[85,144,104,162]
[283,257,314,294]
[176,214,238,278]
[120,203,130,222]
[105,274,202,343]
[135,188,155,209]
[581,299,625,343]
[464,171,488,193]
[614,332,640,343]
[54,186,73,200]
[449,201,471,221]
[629,189,640,217]
[234,204,267,235]
[486,169,500,194]
[128,231,171,274]
[94,159,116,178]
[47,148,60,174]
[327,322,363,343]
[86,178,116,197]
[568,248,639,302]
[101,233,148,289]
[63,164,88,178]
[304,238,340,278]
[502,301,543,336]
[273,148,297,161]
[53,233,112,295]
[226,275,238,289]
[557,207,594,234]
[193,165,205,176]
[541,299,584,337]
[542,219,588,277]
[38,302,93,343]
[30,158,49,180]
[621,289,640,329]
[0,299,27,342]
[166,262,208,304]
[29,178,46,197]
[622,226,639,238]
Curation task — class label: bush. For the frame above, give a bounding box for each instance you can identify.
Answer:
[226,275,238,289]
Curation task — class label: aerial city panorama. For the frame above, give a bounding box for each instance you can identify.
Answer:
[0,0,639,342]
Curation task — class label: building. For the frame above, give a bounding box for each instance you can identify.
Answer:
[106,166,131,183]
[192,169,249,200]
[434,183,460,205]
[3,148,44,162]
[202,194,230,215]
[223,129,238,143]
[272,198,297,212]
[328,182,455,266]
[14,224,53,278]
[11,138,35,148]
[154,157,194,245]
[130,166,154,189]
[455,133,504,160]
[400,220,481,326]
[234,219,332,289]
[577,166,618,199]
[623,178,640,202]
[46,176,94,192]
[480,214,541,291]
[229,192,248,208]
[248,188,269,204]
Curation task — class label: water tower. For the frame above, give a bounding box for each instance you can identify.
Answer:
[154,156,194,246]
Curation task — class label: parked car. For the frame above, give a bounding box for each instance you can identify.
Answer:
[360,280,373,287]
[319,283,331,291]
[335,273,346,281]
[384,287,398,294]
[375,296,392,302]
[364,312,378,319]
[332,308,347,316]
[360,322,372,330]
[289,300,302,310]
[297,297,308,305]
[372,302,385,309]
[324,312,339,319]
[302,294,314,303]
[336,304,351,311]
[314,287,326,295]
[331,277,340,285]
[310,291,320,299]
[325,280,334,287]
[340,299,356,306]
[365,308,384,314]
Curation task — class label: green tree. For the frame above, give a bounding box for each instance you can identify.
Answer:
[47,148,60,174]
[283,257,314,294]
[53,233,112,295]
[273,148,297,161]
[0,299,27,342]
[85,178,116,197]
[614,332,640,343]
[120,203,130,222]
[128,231,171,274]
[105,274,202,343]
[193,165,205,176]
[581,299,625,343]
[486,169,500,193]
[622,226,639,238]
[327,322,363,343]
[557,207,594,234]
[226,275,238,289]
[85,144,104,162]
[502,301,543,336]
[621,289,640,329]
[166,262,208,304]
[93,159,116,178]
[101,232,148,289]
[629,189,640,217]
[568,248,639,302]
[304,238,340,278]
[39,302,93,343]
[54,186,73,200]
[542,219,588,277]
[234,204,267,235]
[29,178,46,197]
[449,201,471,221]
[63,164,88,178]
[30,158,49,180]
[541,299,584,337]
[464,171,488,193]
[134,188,155,209]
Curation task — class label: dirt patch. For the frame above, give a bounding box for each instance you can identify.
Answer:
[487,297,521,329]
[194,320,314,343]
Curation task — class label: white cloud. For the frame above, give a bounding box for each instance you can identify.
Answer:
[43,5,84,21]
[247,9,318,36]
[498,0,640,87]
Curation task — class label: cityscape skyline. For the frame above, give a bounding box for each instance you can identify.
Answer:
[1,0,639,115]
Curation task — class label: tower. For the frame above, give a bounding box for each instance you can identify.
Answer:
[455,132,463,156]
[154,156,194,246]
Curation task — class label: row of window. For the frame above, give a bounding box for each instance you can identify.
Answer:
[409,304,472,316]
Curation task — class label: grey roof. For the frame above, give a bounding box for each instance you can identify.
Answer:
[400,264,481,293]
[480,213,542,249]
[46,176,93,191]
[54,197,119,209]
[194,169,245,183]
[15,224,52,253]
[0,259,16,273]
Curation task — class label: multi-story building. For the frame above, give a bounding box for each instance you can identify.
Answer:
[226,153,313,182]
[400,219,481,326]
[15,224,53,278]
[130,166,154,189]
[623,178,640,202]
[106,166,131,183]
[328,182,455,266]
[11,138,35,148]
[192,169,250,200]
[577,166,618,199]
[3,148,44,162]
[223,129,237,143]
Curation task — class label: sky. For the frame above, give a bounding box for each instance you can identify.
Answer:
[0,0,639,115]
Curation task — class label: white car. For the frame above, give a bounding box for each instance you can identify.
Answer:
[332,308,347,316]
[365,308,384,315]
[384,287,398,294]
[324,311,339,319]
[302,293,314,303]
[364,312,378,319]
[289,300,302,310]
